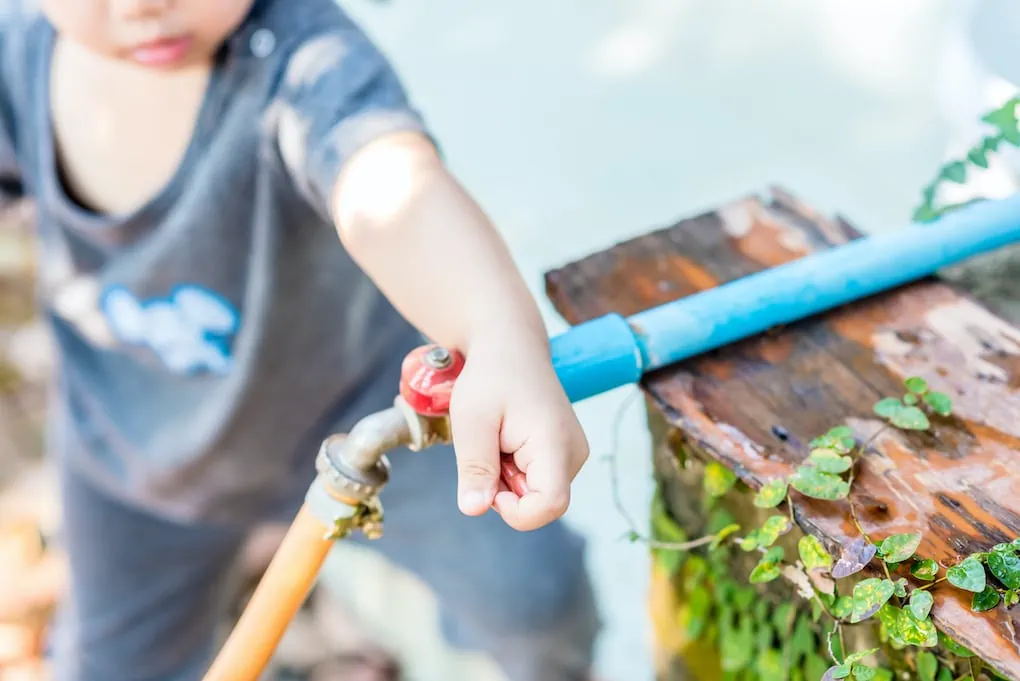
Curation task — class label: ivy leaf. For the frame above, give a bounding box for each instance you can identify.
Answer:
[704,461,737,498]
[967,146,990,168]
[831,537,877,579]
[850,579,896,623]
[922,391,952,416]
[981,98,1020,145]
[1006,590,1020,608]
[823,664,852,681]
[936,668,953,681]
[799,535,833,571]
[947,557,987,592]
[853,665,877,681]
[758,516,793,547]
[750,547,784,584]
[754,478,789,508]
[878,533,922,563]
[790,466,850,501]
[809,448,853,474]
[844,648,879,665]
[938,631,974,657]
[916,650,938,681]
[987,549,1020,590]
[709,524,741,551]
[972,585,1001,612]
[904,377,928,394]
[911,558,939,580]
[893,578,907,598]
[873,398,903,419]
[740,530,761,552]
[890,405,930,431]
[831,596,853,619]
[894,606,938,647]
[940,161,967,184]
[909,590,934,620]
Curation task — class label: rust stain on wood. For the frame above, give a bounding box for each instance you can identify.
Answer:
[544,186,1020,679]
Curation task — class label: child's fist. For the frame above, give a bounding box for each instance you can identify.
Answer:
[449,330,589,532]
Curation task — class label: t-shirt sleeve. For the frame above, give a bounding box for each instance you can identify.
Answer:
[266,20,431,222]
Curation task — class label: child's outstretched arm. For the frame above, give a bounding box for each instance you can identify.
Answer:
[330,130,590,532]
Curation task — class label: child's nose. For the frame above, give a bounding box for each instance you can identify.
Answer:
[111,0,172,21]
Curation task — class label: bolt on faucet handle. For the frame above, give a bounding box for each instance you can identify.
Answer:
[399,344,465,417]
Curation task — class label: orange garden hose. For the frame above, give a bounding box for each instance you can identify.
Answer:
[202,504,334,681]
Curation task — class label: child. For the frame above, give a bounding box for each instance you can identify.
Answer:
[0,0,601,679]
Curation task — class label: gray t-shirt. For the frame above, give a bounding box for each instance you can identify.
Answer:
[0,0,431,524]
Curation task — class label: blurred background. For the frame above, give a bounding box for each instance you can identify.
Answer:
[1,0,1019,680]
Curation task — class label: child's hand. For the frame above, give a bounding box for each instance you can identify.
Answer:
[449,327,589,532]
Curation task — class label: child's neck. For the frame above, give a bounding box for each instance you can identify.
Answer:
[49,36,214,216]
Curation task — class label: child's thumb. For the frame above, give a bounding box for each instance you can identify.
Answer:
[450,401,501,516]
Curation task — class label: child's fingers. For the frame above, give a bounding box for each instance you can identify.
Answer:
[449,389,502,516]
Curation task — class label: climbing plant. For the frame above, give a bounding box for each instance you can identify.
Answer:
[641,376,1019,681]
[913,96,1020,223]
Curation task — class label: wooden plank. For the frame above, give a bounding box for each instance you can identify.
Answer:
[545,186,1020,679]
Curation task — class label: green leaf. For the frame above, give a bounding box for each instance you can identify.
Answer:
[922,391,952,416]
[903,393,919,406]
[916,650,938,681]
[913,202,939,223]
[937,630,974,657]
[909,590,934,620]
[720,613,755,672]
[799,535,833,571]
[709,524,741,551]
[968,146,990,168]
[878,533,922,563]
[947,557,987,592]
[911,558,939,580]
[754,478,789,508]
[940,161,967,183]
[1012,538,1020,551]
[790,466,850,500]
[651,492,688,574]
[750,556,782,584]
[756,648,785,681]
[890,405,930,431]
[935,668,953,681]
[809,448,853,474]
[893,606,938,647]
[904,377,928,394]
[806,654,829,681]
[1006,589,1020,607]
[740,531,760,552]
[872,398,903,419]
[987,549,1020,590]
[684,585,712,639]
[972,585,1001,612]
[824,664,852,680]
[758,515,793,547]
[893,578,907,598]
[850,579,896,623]
[873,669,893,681]
[704,461,737,498]
[831,596,853,619]
[853,665,877,681]
[984,133,1004,152]
[981,98,1020,145]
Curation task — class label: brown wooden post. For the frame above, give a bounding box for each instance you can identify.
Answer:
[545,187,1020,681]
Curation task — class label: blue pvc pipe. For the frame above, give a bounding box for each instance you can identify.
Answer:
[550,194,1020,403]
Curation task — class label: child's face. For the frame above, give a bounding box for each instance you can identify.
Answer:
[42,0,255,69]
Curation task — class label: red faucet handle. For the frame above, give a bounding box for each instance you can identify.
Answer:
[399,345,466,417]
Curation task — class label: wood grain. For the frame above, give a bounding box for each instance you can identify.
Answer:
[545,186,1020,679]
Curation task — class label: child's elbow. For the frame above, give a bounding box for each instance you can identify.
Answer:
[332,130,443,246]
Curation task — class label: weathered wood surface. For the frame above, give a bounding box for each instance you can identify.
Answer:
[545,186,1020,679]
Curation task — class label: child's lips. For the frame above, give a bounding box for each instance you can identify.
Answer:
[129,35,193,67]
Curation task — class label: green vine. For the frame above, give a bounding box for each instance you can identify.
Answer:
[913,96,1020,223]
[637,375,1018,681]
